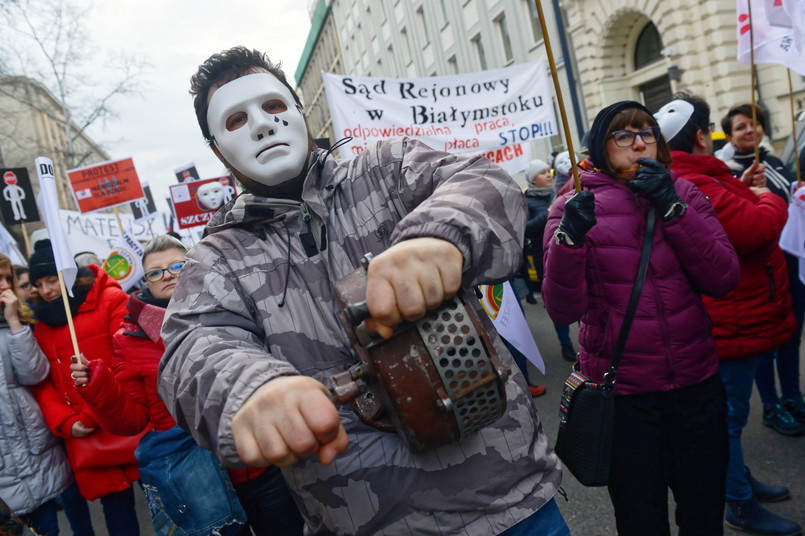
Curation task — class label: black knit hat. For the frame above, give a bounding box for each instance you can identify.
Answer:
[588,101,653,170]
[29,239,57,283]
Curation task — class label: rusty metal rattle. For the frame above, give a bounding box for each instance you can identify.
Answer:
[328,253,510,453]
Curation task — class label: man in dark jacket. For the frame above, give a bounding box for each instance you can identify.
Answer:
[656,94,801,536]
[158,46,566,536]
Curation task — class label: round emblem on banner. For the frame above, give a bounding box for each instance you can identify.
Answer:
[104,249,135,282]
[479,284,504,319]
[3,171,17,186]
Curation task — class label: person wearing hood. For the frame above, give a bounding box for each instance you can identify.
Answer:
[158,46,567,536]
[656,94,801,536]
[27,239,140,536]
[543,100,740,535]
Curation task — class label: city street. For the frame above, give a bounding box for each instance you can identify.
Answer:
[58,294,805,535]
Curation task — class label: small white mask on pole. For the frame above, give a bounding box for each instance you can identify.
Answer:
[207,73,309,187]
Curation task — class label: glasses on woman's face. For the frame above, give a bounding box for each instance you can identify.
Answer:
[609,126,661,147]
[143,260,186,283]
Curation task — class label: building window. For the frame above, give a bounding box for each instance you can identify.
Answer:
[402,28,413,65]
[473,35,488,70]
[440,0,450,26]
[527,0,544,43]
[417,7,430,46]
[448,55,458,74]
[634,22,663,70]
[498,15,514,62]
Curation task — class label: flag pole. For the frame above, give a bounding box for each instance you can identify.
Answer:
[748,0,761,164]
[789,70,802,188]
[57,270,81,359]
[533,0,581,193]
[19,220,31,258]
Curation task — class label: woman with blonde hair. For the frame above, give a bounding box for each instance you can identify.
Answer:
[0,251,71,535]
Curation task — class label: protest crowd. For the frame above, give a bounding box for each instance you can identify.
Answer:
[0,23,804,536]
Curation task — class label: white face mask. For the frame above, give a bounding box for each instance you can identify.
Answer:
[196,183,225,210]
[207,73,309,187]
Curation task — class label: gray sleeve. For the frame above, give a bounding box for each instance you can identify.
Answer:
[8,326,50,385]
[386,138,527,285]
[158,248,298,466]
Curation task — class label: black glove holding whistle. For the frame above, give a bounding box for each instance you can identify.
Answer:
[628,158,687,221]
[555,190,596,247]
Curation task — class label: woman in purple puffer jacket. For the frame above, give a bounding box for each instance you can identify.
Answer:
[542,101,740,536]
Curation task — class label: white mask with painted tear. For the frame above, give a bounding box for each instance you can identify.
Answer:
[207,73,309,186]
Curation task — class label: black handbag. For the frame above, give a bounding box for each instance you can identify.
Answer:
[554,206,656,487]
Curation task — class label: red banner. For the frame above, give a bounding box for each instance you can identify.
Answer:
[67,158,145,214]
[169,176,236,229]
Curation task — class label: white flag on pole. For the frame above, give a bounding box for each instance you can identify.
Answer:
[478,281,545,374]
[35,157,77,296]
[737,0,805,76]
[0,223,26,265]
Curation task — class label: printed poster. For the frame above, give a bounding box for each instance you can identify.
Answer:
[67,157,145,214]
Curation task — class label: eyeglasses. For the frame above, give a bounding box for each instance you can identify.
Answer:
[609,126,661,147]
[143,260,186,283]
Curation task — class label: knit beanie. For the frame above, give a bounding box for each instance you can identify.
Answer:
[588,101,653,170]
[525,159,551,182]
[29,239,58,283]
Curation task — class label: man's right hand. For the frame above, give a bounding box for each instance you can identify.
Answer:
[232,375,349,467]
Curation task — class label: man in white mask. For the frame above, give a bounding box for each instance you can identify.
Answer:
[159,46,566,536]
[195,181,226,211]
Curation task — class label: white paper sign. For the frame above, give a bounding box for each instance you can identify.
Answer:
[323,61,557,174]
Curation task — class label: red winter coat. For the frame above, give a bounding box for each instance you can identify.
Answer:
[79,291,175,435]
[671,151,795,359]
[77,290,265,485]
[543,169,739,395]
[32,265,139,501]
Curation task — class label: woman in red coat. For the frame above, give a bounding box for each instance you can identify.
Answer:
[28,239,140,536]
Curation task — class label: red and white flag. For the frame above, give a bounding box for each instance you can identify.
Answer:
[35,157,77,295]
[737,0,805,76]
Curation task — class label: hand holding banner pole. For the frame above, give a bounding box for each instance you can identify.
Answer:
[34,157,81,359]
[533,0,581,193]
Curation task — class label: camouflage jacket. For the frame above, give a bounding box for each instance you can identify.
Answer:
[159,137,562,535]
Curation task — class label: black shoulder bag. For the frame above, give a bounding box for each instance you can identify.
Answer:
[554,206,656,487]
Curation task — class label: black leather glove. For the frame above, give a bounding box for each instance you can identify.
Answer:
[555,190,596,246]
[629,158,687,221]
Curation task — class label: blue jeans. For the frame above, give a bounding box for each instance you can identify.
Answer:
[720,356,762,501]
[100,486,139,536]
[59,480,94,536]
[21,498,60,536]
[498,498,570,535]
[755,255,804,403]
[234,465,304,536]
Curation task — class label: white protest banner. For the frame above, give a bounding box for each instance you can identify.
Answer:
[103,229,145,292]
[737,0,805,76]
[59,209,167,259]
[478,281,545,374]
[35,157,77,295]
[322,61,557,174]
[0,222,26,265]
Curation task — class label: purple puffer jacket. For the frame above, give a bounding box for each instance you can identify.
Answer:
[542,170,740,395]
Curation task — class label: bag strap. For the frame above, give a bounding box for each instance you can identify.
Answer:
[604,206,656,383]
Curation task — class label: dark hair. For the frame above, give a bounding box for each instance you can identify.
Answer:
[667,91,711,153]
[599,107,672,176]
[721,103,766,136]
[13,265,28,278]
[190,46,305,146]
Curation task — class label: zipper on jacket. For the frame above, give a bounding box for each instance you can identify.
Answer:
[766,263,776,302]
[300,202,321,252]
[652,273,677,386]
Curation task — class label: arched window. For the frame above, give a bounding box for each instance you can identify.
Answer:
[634,23,663,70]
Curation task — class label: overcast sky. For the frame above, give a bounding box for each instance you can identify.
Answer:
[83,0,313,211]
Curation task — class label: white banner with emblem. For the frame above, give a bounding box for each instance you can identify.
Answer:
[322,60,557,175]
